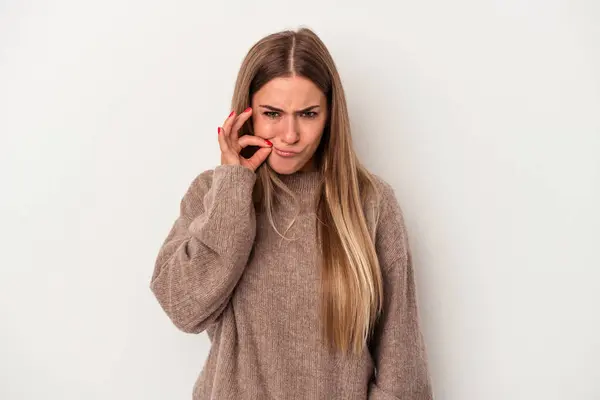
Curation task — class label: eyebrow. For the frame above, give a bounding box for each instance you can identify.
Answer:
[259,104,320,113]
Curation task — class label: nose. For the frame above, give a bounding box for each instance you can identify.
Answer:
[280,115,300,145]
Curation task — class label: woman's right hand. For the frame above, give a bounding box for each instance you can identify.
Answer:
[218,107,273,172]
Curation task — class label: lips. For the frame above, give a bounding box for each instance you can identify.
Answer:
[274,147,298,157]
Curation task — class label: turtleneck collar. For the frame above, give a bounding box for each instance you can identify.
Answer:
[277,170,322,193]
[274,170,323,213]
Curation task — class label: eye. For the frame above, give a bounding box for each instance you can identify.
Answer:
[301,111,318,119]
[264,111,280,119]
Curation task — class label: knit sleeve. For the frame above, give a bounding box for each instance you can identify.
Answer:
[150,164,257,334]
[367,180,434,399]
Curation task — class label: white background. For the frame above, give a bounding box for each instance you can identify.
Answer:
[1,1,599,399]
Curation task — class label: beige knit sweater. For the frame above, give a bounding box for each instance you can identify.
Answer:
[150,164,433,399]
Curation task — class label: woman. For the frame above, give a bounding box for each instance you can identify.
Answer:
[150,27,433,399]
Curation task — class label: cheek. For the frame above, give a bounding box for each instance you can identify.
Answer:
[252,118,278,139]
[304,121,326,147]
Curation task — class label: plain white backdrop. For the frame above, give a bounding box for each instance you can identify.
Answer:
[1,1,599,399]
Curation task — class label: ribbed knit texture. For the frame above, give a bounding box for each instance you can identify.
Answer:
[150,164,433,399]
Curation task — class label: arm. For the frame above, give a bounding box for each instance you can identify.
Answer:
[368,182,434,399]
[150,164,257,334]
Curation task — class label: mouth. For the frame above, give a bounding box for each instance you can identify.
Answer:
[273,147,299,157]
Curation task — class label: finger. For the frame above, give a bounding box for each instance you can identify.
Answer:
[217,126,230,153]
[237,135,272,150]
[230,107,253,139]
[242,147,272,171]
[222,110,236,137]
[221,110,237,148]
[218,127,240,165]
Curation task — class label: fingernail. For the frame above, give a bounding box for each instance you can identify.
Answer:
[228,111,234,117]
[244,107,252,113]
[218,127,221,135]
[265,140,272,146]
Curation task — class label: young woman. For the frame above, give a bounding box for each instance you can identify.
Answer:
[150,27,434,399]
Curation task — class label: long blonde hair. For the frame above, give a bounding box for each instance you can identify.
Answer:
[230,27,384,356]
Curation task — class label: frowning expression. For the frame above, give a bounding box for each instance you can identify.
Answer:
[251,75,328,174]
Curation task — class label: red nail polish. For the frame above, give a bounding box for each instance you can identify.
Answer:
[229,111,234,117]
[218,127,221,134]
[265,140,272,146]
[244,107,252,113]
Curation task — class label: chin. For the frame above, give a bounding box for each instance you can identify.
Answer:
[267,157,301,175]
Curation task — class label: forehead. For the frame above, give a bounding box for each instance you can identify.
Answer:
[253,75,326,106]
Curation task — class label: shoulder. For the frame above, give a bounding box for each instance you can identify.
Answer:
[364,172,406,227]
[369,173,398,207]
[364,172,410,270]
[179,168,215,217]
[184,168,215,201]
[181,165,257,215]
[188,169,215,194]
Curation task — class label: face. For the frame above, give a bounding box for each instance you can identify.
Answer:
[251,75,328,174]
